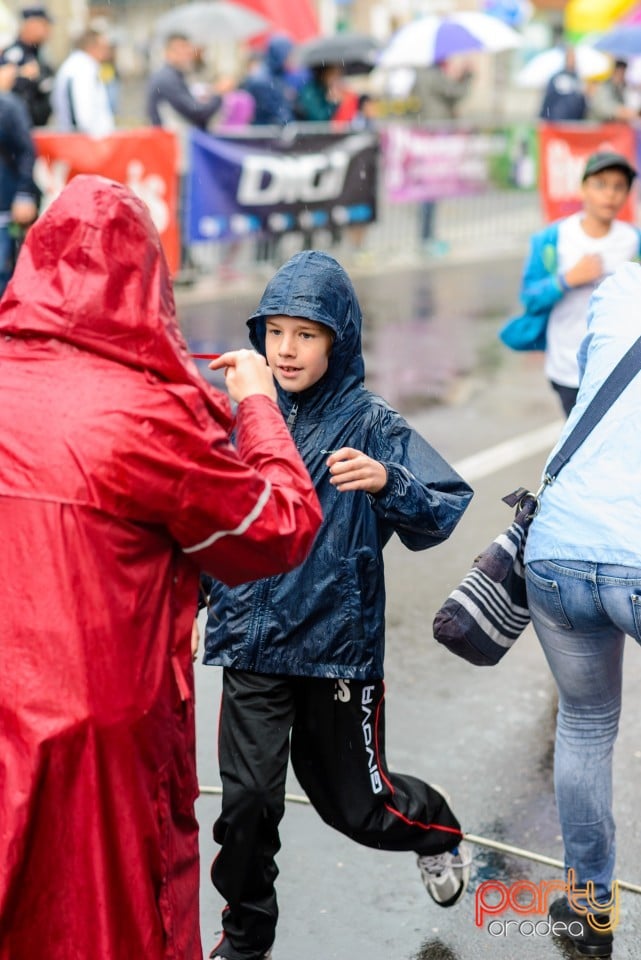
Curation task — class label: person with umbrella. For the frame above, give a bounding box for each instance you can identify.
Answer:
[295,62,347,121]
[236,35,303,266]
[147,32,234,282]
[147,32,233,144]
[294,63,356,250]
[589,59,639,122]
[539,46,587,121]
[412,56,475,256]
[238,34,299,126]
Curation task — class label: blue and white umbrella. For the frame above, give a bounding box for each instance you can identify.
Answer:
[516,45,611,88]
[378,11,523,69]
[594,25,641,60]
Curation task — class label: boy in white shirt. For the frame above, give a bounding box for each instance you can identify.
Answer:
[501,151,640,415]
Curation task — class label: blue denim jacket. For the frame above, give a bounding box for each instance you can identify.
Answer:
[526,261,641,567]
[203,252,473,680]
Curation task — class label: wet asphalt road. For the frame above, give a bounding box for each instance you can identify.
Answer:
[176,254,641,960]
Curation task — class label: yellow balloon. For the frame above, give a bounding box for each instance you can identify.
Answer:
[565,0,637,34]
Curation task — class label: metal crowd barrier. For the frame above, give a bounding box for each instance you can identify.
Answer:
[187,119,544,280]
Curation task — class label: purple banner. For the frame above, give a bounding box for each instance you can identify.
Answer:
[381,124,505,203]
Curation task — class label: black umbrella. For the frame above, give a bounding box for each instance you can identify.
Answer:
[297,32,380,75]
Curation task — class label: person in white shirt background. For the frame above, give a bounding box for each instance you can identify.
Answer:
[503,152,641,417]
[52,27,114,137]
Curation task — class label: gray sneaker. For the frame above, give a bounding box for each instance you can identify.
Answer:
[417,841,472,907]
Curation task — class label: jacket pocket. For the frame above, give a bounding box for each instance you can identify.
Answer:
[336,550,380,644]
[336,557,362,645]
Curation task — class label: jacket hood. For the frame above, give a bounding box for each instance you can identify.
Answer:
[0,174,231,427]
[248,251,365,409]
[265,34,294,76]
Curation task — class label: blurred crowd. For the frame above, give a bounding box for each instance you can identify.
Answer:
[3,4,641,288]
[539,45,641,123]
[0,7,387,287]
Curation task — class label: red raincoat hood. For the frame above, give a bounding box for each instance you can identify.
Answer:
[0,174,231,428]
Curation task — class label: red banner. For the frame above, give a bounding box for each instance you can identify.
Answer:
[32,128,180,274]
[538,122,637,223]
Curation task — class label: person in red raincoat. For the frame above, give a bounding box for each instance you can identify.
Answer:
[0,174,321,960]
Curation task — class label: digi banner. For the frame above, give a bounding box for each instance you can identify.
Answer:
[32,129,180,273]
[187,128,378,242]
[538,122,637,223]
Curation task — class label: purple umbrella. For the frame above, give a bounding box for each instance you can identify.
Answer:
[379,11,522,68]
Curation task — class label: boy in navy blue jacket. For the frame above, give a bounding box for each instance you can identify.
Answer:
[204,251,474,960]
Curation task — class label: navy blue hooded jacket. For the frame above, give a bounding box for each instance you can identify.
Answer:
[203,252,473,679]
[239,35,296,126]
[0,93,37,214]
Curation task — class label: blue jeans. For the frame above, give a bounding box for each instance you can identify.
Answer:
[525,559,641,902]
[420,200,436,241]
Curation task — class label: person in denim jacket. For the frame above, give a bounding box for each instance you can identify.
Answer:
[524,260,641,958]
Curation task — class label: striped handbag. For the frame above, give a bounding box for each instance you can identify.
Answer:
[433,334,641,667]
[432,489,537,666]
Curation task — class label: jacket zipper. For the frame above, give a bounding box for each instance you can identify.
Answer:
[248,400,298,663]
[286,401,298,432]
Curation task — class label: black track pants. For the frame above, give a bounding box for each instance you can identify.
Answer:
[211,670,463,958]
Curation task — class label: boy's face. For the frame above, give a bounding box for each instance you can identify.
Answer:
[264,315,333,393]
[581,168,631,223]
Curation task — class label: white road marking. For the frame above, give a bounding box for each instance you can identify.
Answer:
[452,421,564,482]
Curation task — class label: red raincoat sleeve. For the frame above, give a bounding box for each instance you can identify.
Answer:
[114,390,321,587]
[178,394,322,584]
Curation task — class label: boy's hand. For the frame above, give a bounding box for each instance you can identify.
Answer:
[191,619,200,662]
[327,448,387,494]
[565,254,603,288]
[209,349,277,405]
